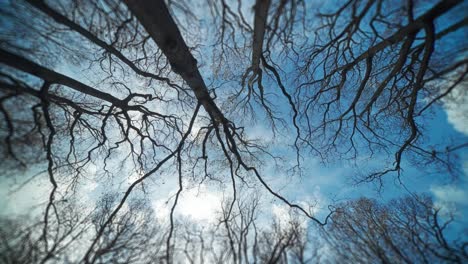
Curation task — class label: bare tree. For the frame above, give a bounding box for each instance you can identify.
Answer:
[294,0,467,182]
[323,195,468,264]
[172,194,319,264]
[0,195,168,264]
[0,0,466,263]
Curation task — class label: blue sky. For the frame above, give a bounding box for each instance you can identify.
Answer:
[0,0,467,252]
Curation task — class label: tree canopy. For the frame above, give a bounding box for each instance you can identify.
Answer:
[0,0,467,263]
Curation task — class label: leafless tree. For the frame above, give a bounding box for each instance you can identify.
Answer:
[0,195,168,264]
[171,195,320,264]
[0,0,466,263]
[323,195,468,264]
[294,0,467,182]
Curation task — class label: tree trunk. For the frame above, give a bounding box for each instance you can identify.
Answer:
[251,0,271,71]
[123,0,226,124]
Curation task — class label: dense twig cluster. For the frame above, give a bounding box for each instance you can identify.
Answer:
[0,0,466,263]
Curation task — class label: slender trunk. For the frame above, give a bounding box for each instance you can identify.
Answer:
[0,49,122,106]
[337,0,462,71]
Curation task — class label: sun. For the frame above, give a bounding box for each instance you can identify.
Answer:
[178,186,223,222]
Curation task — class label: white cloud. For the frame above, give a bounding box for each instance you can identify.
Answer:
[430,184,468,205]
[178,185,223,222]
[152,199,171,223]
[0,172,50,216]
[272,203,293,226]
[152,184,223,224]
[430,159,468,215]
[271,187,325,229]
[427,56,468,136]
[441,81,468,135]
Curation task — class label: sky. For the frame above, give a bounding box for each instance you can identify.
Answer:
[1,62,466,233]
[0,0,467,254]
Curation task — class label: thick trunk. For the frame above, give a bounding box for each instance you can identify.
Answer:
[251,0,271,71]
[123,0,226,124]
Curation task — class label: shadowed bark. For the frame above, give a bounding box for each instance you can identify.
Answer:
[124,0,226,124]
[0,0,466,262]
[251,0,271,71]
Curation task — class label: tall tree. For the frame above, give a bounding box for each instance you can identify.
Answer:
[0,0,466,263]
[323,195,468,263]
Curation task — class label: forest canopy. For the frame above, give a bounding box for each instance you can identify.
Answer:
[0,0,467,263]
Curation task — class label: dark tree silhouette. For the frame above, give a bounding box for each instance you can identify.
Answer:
[0,0,466,263]
[0,196,167,263]
[293,0,467,182]
[323,195,468,263]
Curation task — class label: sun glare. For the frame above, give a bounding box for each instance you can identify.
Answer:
[178,186,222,222]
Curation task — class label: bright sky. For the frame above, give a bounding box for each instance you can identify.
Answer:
[0,0,467,251]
